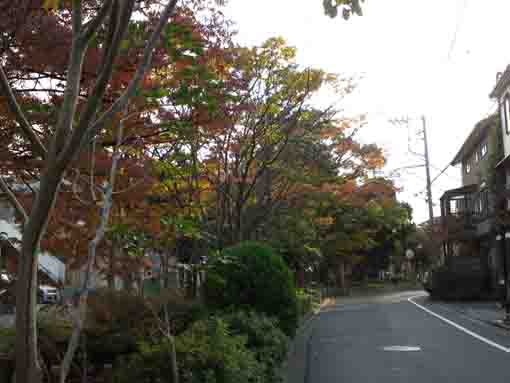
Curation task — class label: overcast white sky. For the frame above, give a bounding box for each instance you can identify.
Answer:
[223,0,510,223]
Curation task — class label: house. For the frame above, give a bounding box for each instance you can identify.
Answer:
[0,184,191,297]
[439,113,502,291]
[490,66,510,193]
[0,188,65,286]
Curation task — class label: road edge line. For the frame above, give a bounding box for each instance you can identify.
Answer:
[408,296,510,353]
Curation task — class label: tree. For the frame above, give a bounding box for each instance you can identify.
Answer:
[0,1,185,382]
[323,0,365,19]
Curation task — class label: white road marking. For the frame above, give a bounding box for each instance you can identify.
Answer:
[408,296,510,353]
[383,346,421,352]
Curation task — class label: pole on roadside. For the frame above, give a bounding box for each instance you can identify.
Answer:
[422,115,434,224]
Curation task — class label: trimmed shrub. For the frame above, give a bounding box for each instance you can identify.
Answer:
[222,310,288,383]
[204,241,299,335]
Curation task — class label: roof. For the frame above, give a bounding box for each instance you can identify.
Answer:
[417,216,442,227]
[490,65,510,98]
[450,114,498,166]
[440,184,478,200]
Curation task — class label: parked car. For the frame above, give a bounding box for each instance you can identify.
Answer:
[37,285,59,304]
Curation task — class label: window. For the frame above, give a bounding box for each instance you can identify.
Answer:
[481,142,488,157]
[465,161,471,174]
[504,95,510,134]
[474,150,479,163]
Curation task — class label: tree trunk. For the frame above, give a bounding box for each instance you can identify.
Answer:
[163,304,179,383]
[168,335,179,383]
[296,267,305,289]
[17,168,63,383]
[336,259,347,295]
[107,249,116,289]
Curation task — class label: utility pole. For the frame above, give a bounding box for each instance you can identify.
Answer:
[388,115,435,222]
[422,115,434,223]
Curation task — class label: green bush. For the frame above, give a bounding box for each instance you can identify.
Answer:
[204,241,299,335]
[177,318,262,383]
[0,327,15,355]
[85,288,205,363]
[296,289,314,318]
[222,310,288,383]
[114,317,262,383]
[113,340,176,383]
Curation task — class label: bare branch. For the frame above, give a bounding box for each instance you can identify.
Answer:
[58,106,125,383]
[0,176,28,224]
[0,66,47,158]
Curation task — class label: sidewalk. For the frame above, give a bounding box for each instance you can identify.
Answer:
[282,297,335,383]
[435,300,510,329]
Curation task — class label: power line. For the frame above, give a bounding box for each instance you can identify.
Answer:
[430,163,452,185]
[447,0,469,61]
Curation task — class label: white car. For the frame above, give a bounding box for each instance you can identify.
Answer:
[38,285,59,304]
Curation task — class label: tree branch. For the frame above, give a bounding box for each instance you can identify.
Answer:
[87,0,179,137]
[58,106,125,383]
[50,0,87,159]
[79,0,113,43]
[0,176,28,224]
[56,0,133,164]
[0,66,47,158]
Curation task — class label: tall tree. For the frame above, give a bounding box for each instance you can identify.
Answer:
[0,1,189,382]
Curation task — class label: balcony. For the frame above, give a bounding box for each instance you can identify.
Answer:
[440,184,491,240]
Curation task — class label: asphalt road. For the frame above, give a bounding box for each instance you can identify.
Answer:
[288,291,510,383]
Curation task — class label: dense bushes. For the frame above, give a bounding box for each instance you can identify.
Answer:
[0,242,300,383]
[114,317,263,383]
[222,310,288,383]
[204,241,299,335]
[0,328,15,382]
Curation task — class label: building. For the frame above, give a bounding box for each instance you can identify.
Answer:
[0,185,65,286]
[439,113,502,290]
[490,66,510,191]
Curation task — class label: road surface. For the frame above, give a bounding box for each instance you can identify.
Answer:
[287,291,510,383]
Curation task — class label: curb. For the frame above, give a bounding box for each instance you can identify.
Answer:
[281,297,336,383]
[491,319,510,331]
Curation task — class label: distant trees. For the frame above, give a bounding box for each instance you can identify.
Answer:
[323,0,365,19]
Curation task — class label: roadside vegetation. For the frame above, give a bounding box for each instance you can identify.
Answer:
[0,1,425,382]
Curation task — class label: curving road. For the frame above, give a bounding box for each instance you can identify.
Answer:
[286,291,510,383]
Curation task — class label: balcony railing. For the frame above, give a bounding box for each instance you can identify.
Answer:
[441,187,491,233]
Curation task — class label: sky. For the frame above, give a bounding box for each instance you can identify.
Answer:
[223,0,510,224]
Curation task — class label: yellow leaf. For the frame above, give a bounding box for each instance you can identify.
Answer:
[43,0,60,10]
